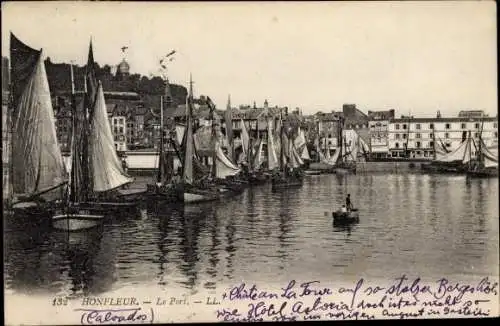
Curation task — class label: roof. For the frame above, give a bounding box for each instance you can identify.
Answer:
[390,116,498,123]
[368,109,395,120]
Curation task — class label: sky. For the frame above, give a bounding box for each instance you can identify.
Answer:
[1,1,497,117]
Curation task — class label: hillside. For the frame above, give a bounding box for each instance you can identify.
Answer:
[2,56,188,106]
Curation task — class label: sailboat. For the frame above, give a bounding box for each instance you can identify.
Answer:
[176,76,222,203]
[466,122,498,177]
[52,64,104,231]
[8,33,68,217]
[78,41,136,212]
[145,80,180,201]
[271,111,304,190]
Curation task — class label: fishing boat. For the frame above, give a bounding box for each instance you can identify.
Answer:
[176,76,222,203]
[466,122,498,178]
[51,59,104,231]
[335,129,367,175]
[308,121,337,173]
[146,79,180,201]
[75,42,137,213]
[271,111,304,190]
[8,33,68,218]
[332,208,360,224]
[421,132,470,174]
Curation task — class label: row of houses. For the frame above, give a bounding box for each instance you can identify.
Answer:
[52,87,497,160]
[316,106,498,160]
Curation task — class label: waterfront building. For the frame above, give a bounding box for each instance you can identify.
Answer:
[367,109,395,159]
[316,111,341,156]
[387,111,498,159]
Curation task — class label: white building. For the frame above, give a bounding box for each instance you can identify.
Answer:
[388,114,498,159]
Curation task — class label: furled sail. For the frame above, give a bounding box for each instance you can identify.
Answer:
[175,124,185,145]
[90,83,134,192]
[300,144,311,160]
[462,138,473,164]
[252,139,264,170]
[483,153,498,168]
[215,141,241,178]
[290,144,303,168]
[11,43,67,200]
[435,137,470,162]
[294,128,307,149]
[267,119,279,170]
[182,97,195,184]
[240,119,250,158]
[480,138,498,168]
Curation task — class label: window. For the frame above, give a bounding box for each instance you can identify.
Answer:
[445,123,451,129]
[494,123,498,128]
[395,124,400,130]
[474,123,480,129]
[474,132,479,138]
[416,124,421,130]
[430,132,434,138]
[395,142,400,148]
[429,141,434,148]
[416,150,421,155]
[429,123,434,129]
[395,134,400,139]
[416,133,421,139]
[403,124,407,130]
[445,133,449,138]
[403,134,407,139]
[119,127,124,134]
[461,123,466,129]
[416,141,421,148]
[392,151,398,157]
[495,132,498,138]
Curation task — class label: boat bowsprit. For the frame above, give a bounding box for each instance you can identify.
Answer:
[332,209,360,224]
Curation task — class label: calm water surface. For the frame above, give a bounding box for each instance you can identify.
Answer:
[4,174,499,298]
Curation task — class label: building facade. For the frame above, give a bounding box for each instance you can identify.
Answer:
[367,109,395,159]
[388,112,498,159]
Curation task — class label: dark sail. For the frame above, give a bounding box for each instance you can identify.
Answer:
[10,32,41,116]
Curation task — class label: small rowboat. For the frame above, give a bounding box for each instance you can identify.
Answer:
[332,208,360,224]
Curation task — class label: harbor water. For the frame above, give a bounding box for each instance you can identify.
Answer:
[4,173,499,297]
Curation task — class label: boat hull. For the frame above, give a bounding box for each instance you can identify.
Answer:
[52,213,104,231]
[182,191,219,203]
[304,170,322,175]
[332,209,360,224]
[335,168,355,175]
[308,163,335,173]
[466,169,498,178]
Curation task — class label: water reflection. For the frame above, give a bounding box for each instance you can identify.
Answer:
[4,174,499,296]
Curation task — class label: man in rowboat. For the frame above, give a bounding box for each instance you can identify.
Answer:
[346,194,353,212]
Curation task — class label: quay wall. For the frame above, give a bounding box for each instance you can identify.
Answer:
[62,151,182,173]
[356,161,425,173]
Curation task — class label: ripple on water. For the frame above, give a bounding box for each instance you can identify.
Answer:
[3,174,499,295]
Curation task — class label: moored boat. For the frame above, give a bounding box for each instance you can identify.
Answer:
[332,208,360,224]
[52,207,104,231]
[8,33,69,219]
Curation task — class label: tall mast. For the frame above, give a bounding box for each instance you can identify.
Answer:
[432,123,437,160]
[69,63,78,202]
[280,109,284,173]
[156,95,164,183]
[478,117,485,165]
[210,97,217,178]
